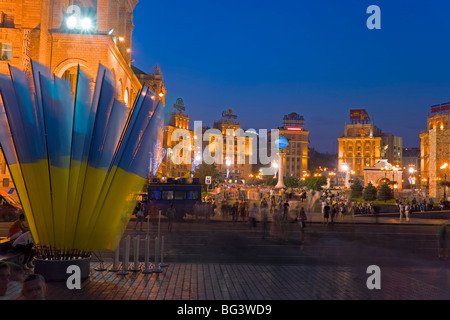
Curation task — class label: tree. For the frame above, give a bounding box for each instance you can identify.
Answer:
[377,183,394,202]
[284,176,300,189]
[350,179,364,199]
[263,176,277,186]
[363,182,378,201]
[193,163,222,192]
[304,175,327,191]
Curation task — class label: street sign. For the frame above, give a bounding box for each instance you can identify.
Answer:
[205,176,211,185]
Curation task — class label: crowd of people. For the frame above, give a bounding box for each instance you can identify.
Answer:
[192,195,309,243]
[0,261,46,300]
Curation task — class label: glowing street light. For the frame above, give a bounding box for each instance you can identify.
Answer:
[341,164,350,188]
[66,16,77,29]
[80,17,93,31]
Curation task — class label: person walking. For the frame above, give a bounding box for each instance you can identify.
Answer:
[261,201,269,239]
[166,204,176,233]
[323,203,330,224]
[298,207,307,244]
[399,202,405,223]
[404,202,411,223]
[280,210,290,242]
[134,202,145,231]
[249,203,258,229]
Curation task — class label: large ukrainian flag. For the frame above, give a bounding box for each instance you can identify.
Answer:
[0,61,166,254]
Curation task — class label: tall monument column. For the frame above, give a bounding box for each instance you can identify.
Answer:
[275,151,286,189]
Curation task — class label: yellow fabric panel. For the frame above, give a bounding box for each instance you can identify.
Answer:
[64,160,87,251]
[48,163,70,249]
[83,166,145,251]
[8,163,39,244]
[17,161,53,246]
[71,165,109,249]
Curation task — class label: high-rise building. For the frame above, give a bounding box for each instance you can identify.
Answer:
[277,112,309,179]
[161,98,193,179]
[338,109,402,178]
[420,103,450,199]
[212,109,254,183]
[0,0,142,189]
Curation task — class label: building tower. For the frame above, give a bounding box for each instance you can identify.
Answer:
[132,64,166,105]
[161,98,193,179]
[420,103,450,199]
[338,109,402,178]
[277,112,309,179]
[0,0,142,189]
[212,109,254,183]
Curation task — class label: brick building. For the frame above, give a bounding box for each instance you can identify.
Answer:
[420,104,450,199]
[0,0,144,188]
[338,109,403,178]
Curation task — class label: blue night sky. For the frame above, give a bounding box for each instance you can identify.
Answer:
[131,0,450,153]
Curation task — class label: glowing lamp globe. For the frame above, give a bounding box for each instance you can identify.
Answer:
[275,137,288,150]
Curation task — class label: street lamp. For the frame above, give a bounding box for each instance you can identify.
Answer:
[392,166,399,190]
[380,166,389,185]
[440,163,448,200]
[408,166,416,189]
[341,164,350,188]
[226,158,232,179]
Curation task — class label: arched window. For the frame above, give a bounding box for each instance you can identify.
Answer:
[124,88,129,106]
[62,65,88,94]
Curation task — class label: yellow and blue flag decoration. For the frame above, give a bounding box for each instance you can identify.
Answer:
[0,61,166,255]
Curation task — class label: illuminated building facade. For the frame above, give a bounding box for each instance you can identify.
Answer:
[338,109,402,178]
[277,113,309,179]
[363,159,403,190]
[132,64,166,105]
[161,98,193,179]
[212,109,254,183]
[0,0,142,188]
[420,103,450,199]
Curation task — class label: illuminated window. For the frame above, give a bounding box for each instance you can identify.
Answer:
[117,80,123,99]
[162,191,174,200]
[0,43,12,61]
[124,88,129,105]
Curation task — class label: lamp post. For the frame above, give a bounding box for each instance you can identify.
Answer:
[440,163,449,200]
[392,166,399,192]
[342,164,349,188]
[380,166,390,187]
[408,166,416,189]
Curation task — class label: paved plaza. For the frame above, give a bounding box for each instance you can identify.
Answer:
[31,211,450,301]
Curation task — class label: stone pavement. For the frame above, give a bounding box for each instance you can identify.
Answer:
[44,262,450,300]
[39,211,450,301]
